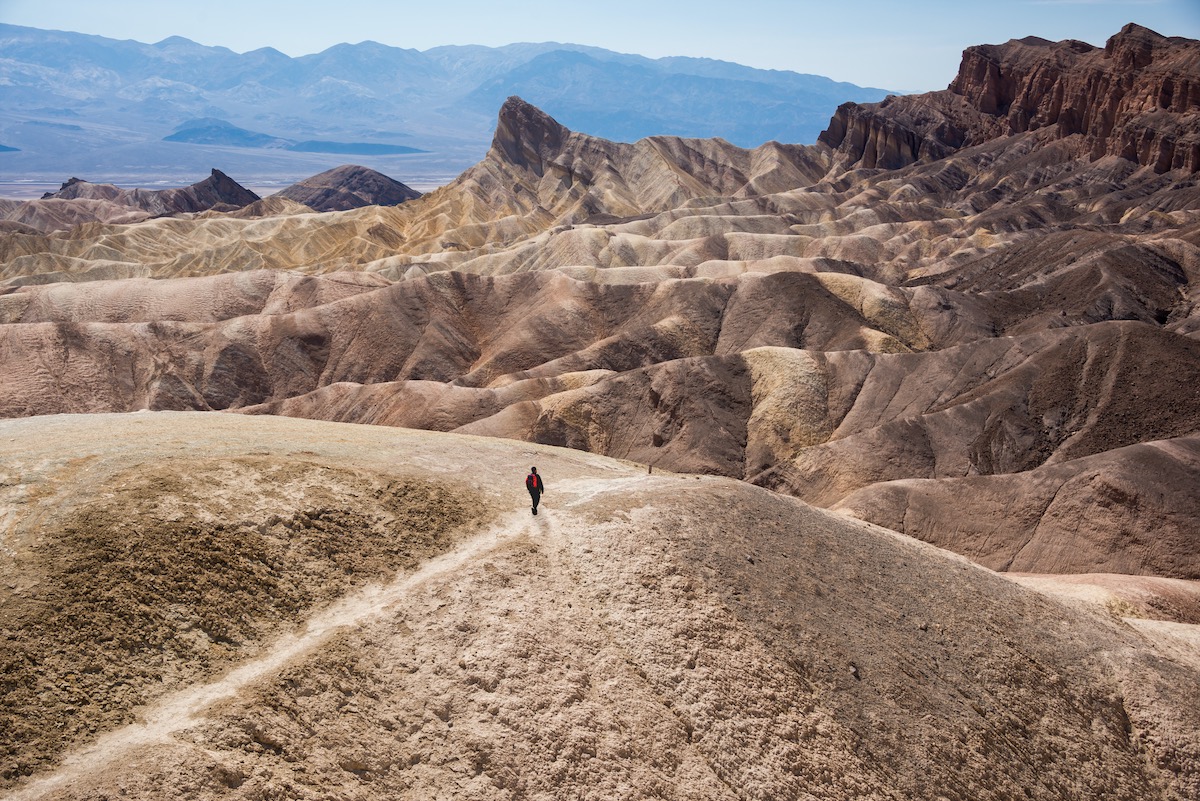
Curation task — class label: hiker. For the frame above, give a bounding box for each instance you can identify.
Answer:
[526,466,545,515]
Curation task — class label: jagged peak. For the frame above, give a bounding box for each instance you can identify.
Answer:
[200,169,259,203]
[496,96,565,130]
[1110,22,1170,46]
[40,177,88,200]
[1105,22,1172,69]
[199,168,250,193]
[490,97,571,171]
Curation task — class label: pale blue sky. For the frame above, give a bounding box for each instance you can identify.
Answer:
[1,0,1197,91]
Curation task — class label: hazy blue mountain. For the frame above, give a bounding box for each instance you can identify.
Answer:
[276,41,446,92]
[286,141,426,155]
[0,23,893,185]
[164,118,292,148]
[461,50,886,144]
[162,118,426,155]
[423,42,653,85]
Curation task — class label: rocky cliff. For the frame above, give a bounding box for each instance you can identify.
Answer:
[820,24,1200,172]
[475,96,831,219]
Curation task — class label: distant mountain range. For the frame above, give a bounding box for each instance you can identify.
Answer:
[3,25,1200,798]
[0,24,891,185]
[162,118,428,155]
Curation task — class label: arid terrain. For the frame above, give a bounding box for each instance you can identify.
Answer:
[2,22,1200,800]
[1,412,1198,801]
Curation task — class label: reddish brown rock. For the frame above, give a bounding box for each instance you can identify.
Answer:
[821,24,1200,173]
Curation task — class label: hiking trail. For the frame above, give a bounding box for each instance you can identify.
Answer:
[3,501,561,801]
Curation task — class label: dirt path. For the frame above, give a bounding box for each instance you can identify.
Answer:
[3,504,554,801]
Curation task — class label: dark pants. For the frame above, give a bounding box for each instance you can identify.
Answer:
[529,489,541,512]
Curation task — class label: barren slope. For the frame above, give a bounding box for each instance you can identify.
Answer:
[0,25,1198,584]
[1,413,1198,800]
[833,435,1200,578]
[5,267,1196,579]
[275,166,422,212]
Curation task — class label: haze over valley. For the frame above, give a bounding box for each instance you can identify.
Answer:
[0,24,889,190]
[1,12,1200,801]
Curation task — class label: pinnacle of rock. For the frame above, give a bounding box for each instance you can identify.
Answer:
[490,95,572,173]
[2,23,1200,801]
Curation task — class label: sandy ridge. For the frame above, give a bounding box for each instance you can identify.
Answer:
[1,413,1198,799]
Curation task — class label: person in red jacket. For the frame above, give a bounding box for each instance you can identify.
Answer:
[526,466,545,515]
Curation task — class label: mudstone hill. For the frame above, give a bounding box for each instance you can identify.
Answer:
[1,22,1199,801]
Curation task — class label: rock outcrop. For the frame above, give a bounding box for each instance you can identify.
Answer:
[1,167,421,233]
[1,30,1199,587]
[42,168,261,215]
[435,96,831,239]
[276,165,421,212]
[2,28,1200,798]
[821,24,1200,172]
[1,169,264,232]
